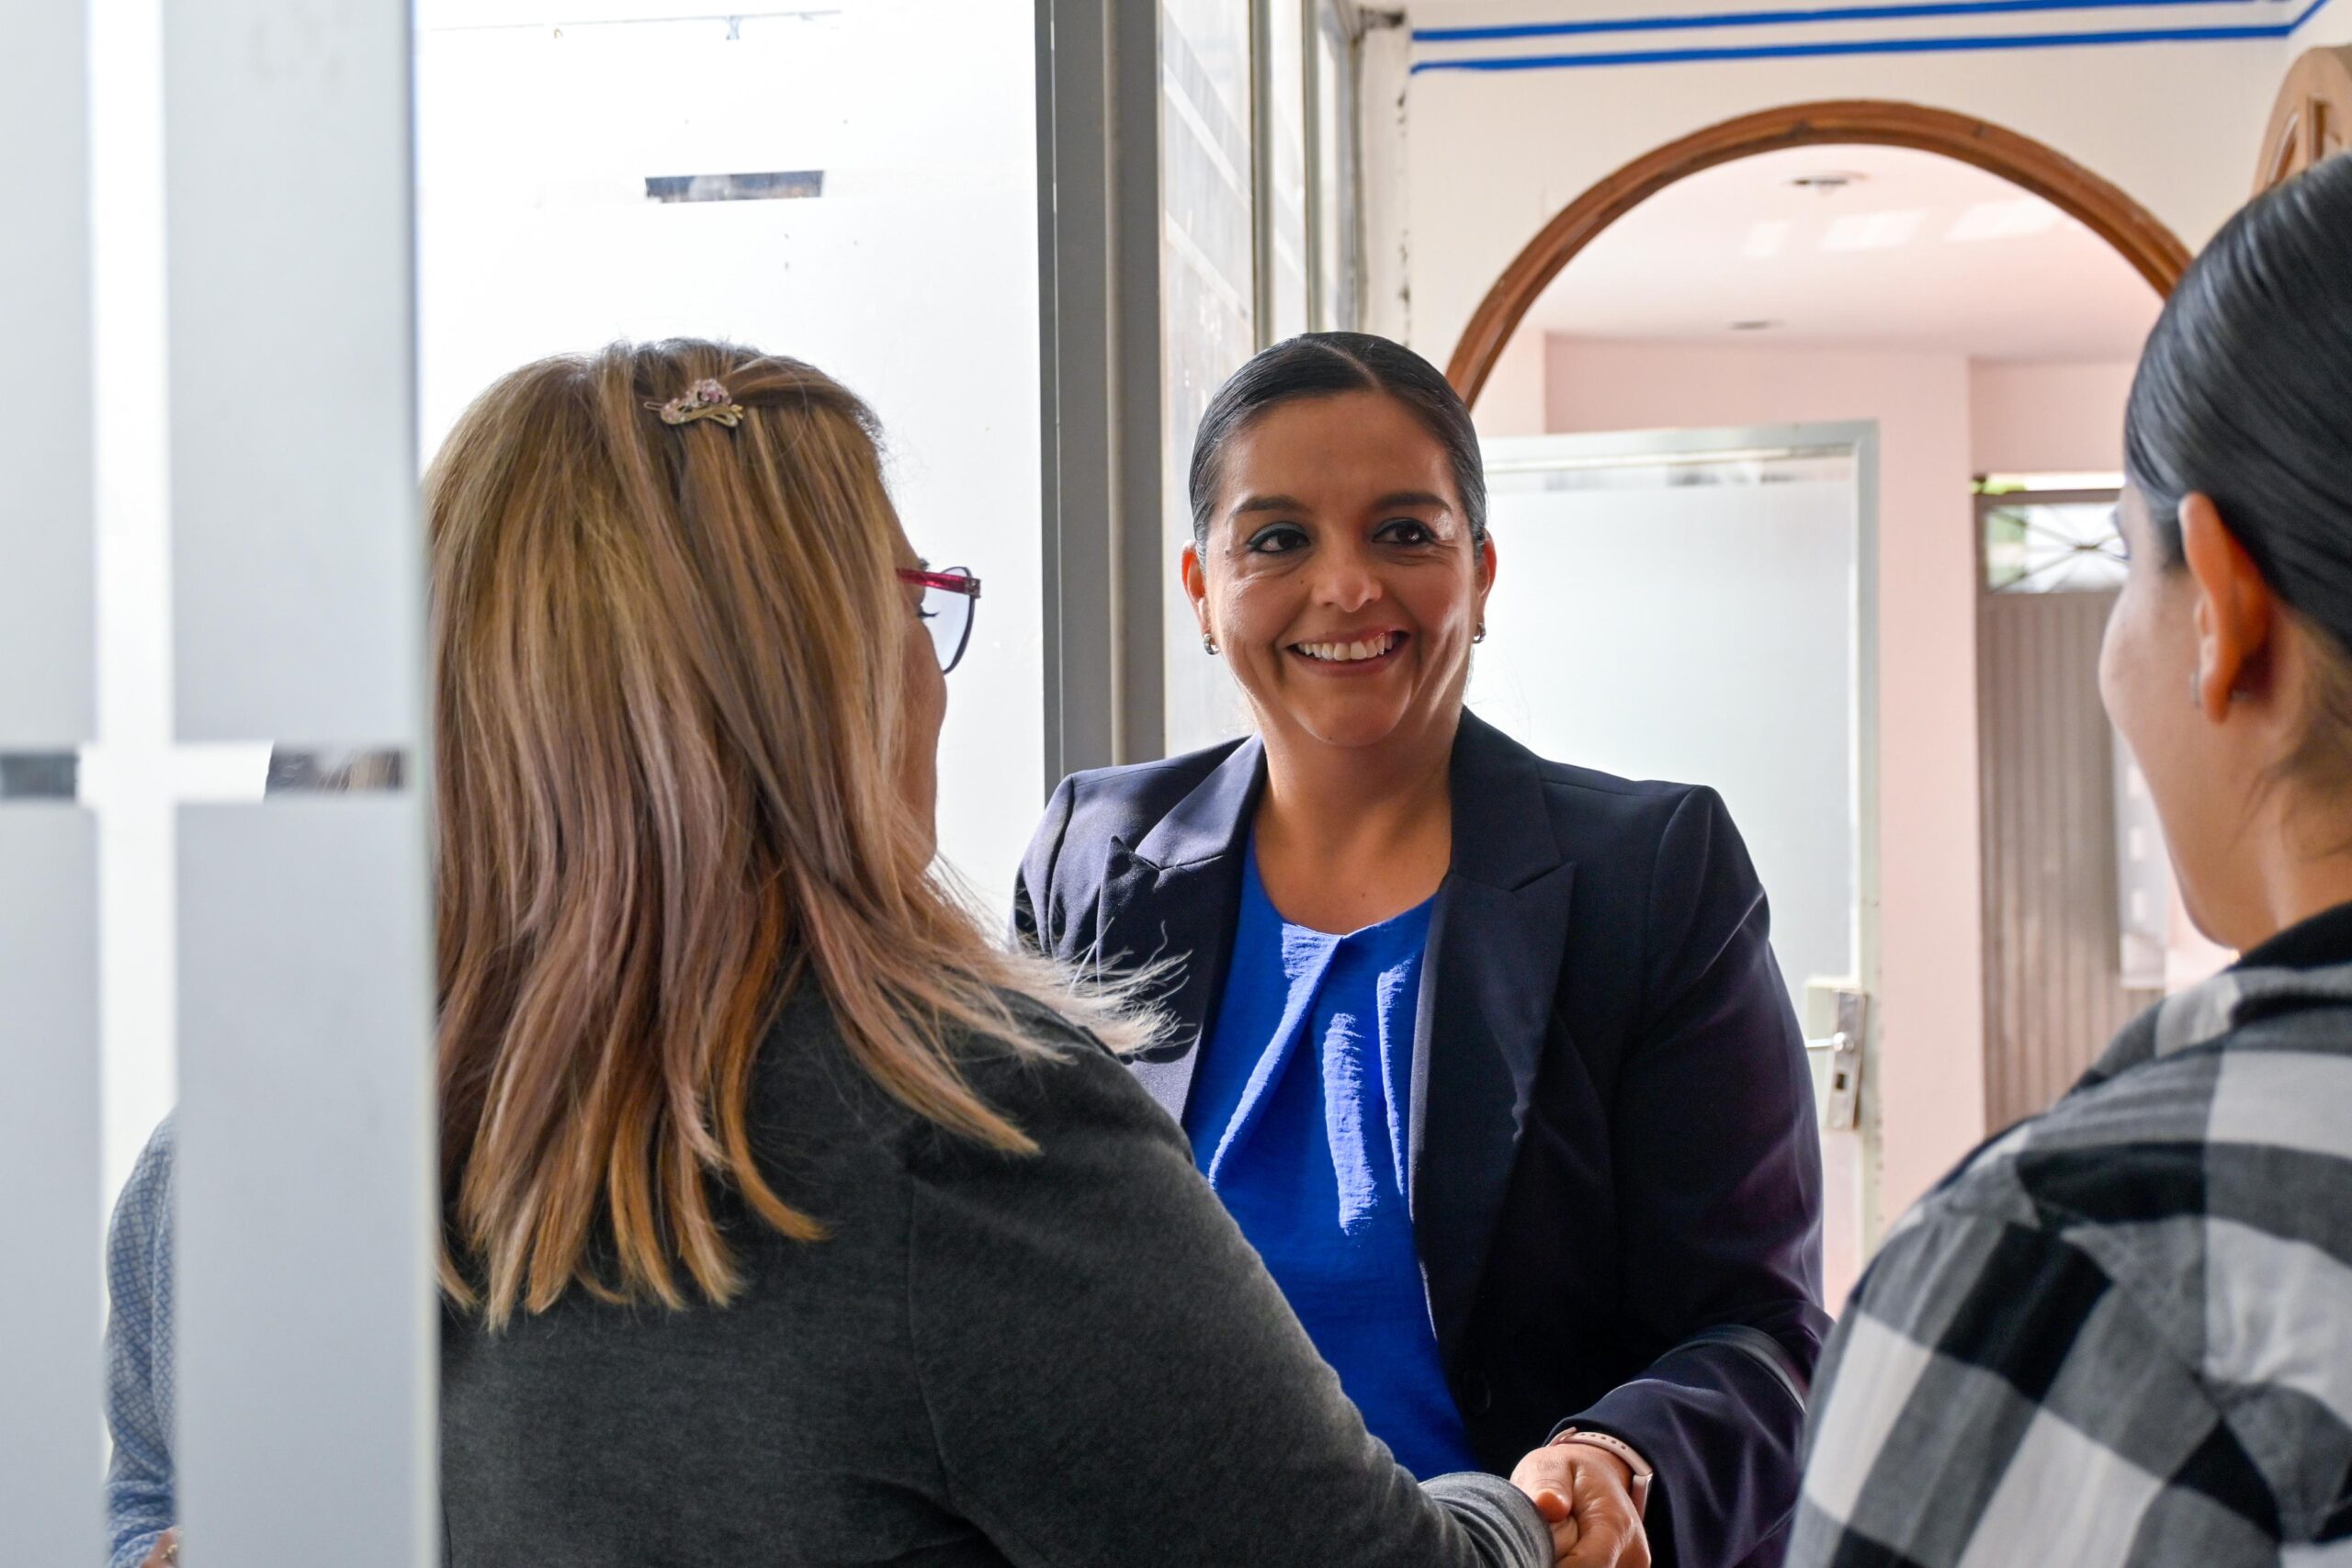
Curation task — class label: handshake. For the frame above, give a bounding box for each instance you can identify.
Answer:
[1513,1435,1653,1568]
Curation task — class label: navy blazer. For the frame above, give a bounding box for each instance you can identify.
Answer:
[1014,712,1830,1568]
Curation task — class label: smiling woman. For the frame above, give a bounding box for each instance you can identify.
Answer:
[1180,364,1492,930]
[1017,332,1832,1568]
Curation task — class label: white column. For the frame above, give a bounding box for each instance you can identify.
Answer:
[162,2,436,1563]
[0,2,104,1563]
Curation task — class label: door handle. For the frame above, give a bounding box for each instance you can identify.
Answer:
[1803,987,1870,1132]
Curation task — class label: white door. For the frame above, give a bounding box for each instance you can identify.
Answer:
[1470,423,1880,1303]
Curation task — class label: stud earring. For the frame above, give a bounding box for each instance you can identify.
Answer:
[1473,623,1487,644]
[1203,633,1219,655]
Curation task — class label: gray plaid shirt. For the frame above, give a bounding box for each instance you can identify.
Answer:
[1790,950,2352,1567]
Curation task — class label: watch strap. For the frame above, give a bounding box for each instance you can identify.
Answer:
[1549,1427,1654,1517]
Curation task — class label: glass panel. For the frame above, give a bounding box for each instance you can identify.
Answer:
[5,11,104,1549]
[167,0,420,747]
[0,812,102,1564]
[1160,0,1259,755]
[1471,445,1861,1010]
[1266,0,1309,343]
[1472,434,1867,1301]
[1,1,95,748]
[158,4,438,1554]
[1311,14,1350,332]
[413,1,1043,906]
[1983,493,2126,593]
[177,800,436,1563]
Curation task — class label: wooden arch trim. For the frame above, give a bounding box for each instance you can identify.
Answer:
[2256,46,2352,192]
[1446,99,2191,406]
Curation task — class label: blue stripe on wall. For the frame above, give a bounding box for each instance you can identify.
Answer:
[1414,26,2278,71]
[1412,0,2261,45]
[1410,0,2332,72]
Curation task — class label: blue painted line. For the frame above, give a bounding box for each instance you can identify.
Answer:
[1413,0,2261,45]
[1410,19,2294,70]
[2293,0,2336,27]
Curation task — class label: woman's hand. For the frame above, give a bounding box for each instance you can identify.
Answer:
[1510,1444,1650,1568]
[1518,1482,1580,1564]
[138,1529,180,1568]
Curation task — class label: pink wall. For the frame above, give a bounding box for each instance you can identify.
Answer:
[1969,360,2137,475]
[1474,325,1548,439]
[1544,335,1987,1291]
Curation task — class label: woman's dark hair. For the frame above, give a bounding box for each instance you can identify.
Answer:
[2124,154,2352,785]
[2127,155,2352,630]
[1187,332,1487,551]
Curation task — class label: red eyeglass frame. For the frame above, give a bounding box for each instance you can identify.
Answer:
[896,567,982,673]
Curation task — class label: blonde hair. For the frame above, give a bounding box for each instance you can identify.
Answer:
[429,340,1132,1325]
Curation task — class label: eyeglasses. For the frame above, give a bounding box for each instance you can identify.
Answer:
[896,567,982,673]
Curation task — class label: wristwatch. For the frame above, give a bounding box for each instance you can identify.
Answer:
[1549,1427,1655,1517]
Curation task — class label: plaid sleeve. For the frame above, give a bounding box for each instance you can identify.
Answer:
[1788,1204,2281,1568]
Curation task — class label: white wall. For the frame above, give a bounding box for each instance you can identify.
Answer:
[1969,360,2137,475]
[1395,22,2289,368]
[2296,6,2352,53]
[1544,335,1984,1234]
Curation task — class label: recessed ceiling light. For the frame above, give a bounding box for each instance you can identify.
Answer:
[1790,172,1866,193]
[1821,209,1925,252]
[1946,197,2064,243]
[1730,320,1780,332]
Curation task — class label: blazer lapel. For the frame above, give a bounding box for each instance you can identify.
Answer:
[1102,739,1264,1123]
[1415,714,1576,1365]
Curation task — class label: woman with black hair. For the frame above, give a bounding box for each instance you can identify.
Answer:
[1017,334,1829,1568]
[1792,156,2352,1567]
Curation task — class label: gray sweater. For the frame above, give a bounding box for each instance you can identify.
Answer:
[440,987,1551,1567]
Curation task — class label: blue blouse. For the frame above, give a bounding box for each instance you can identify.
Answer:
[1182,848,1477,1480]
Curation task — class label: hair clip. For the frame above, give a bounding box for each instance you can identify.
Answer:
[647,378,746,429]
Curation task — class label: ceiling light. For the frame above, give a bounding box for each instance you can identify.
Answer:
[1790,172,1866,193]
[1820,209,1925,252]
[1946,197,2064,242]
[1730,320,1780,332]
[1742,220,1792,259]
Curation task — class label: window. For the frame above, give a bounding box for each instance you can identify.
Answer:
[1978,482,2126,593]
[1159,0,1260,754]
[413,1,1045,906]
[1310,2,1359,331]
[1262,0,1311,343]
[1158,0,1364,756]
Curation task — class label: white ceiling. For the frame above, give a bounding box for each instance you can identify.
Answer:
[1521,143,2163,360]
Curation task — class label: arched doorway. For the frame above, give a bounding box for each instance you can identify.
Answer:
[1446,100,2189,405]
[1445,105,2185,1280]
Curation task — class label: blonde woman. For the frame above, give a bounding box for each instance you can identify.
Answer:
[428,341,1563,1566]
